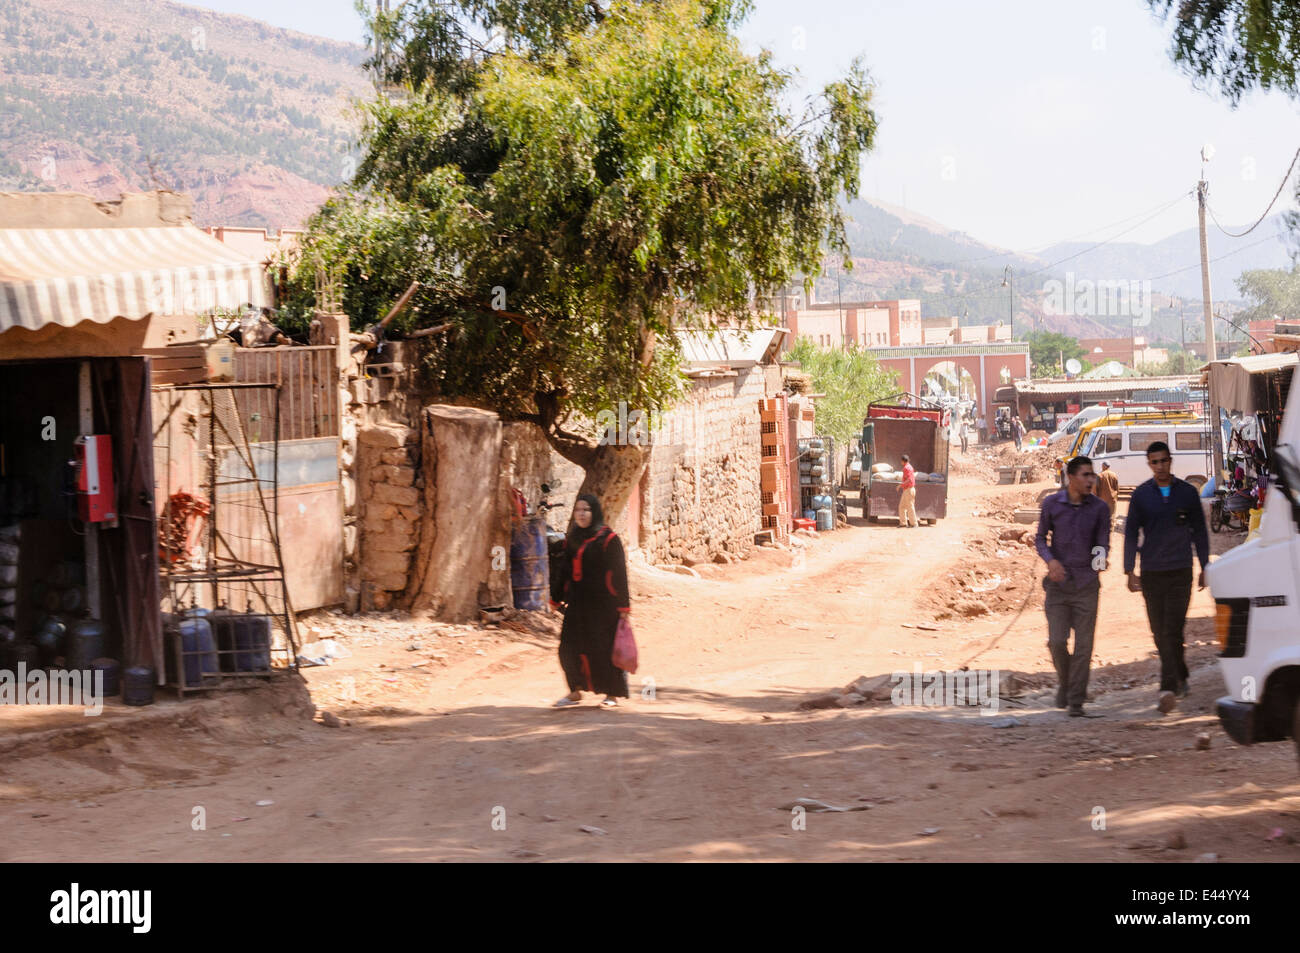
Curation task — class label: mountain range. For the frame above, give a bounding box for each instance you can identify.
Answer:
[1,0,1294,347]
[0,0,370,227]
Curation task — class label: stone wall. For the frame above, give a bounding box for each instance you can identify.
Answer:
[641,366,768,565]
[356,424,420,610]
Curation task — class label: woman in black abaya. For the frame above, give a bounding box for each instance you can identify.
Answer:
[548,494,631,708]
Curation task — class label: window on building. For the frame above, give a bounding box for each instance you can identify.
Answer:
[1175,431,1206,451]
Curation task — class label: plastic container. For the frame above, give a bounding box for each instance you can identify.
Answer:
[803,509,816,521]
[34,616,66,666]
[204,337,236,382]
[509,515,550,611]
[91,657,121,697]
[122,667,155,706]
[178,608,219,687]
[67,618,106,670]
[209,604,237,673]
[815,508,834,532]
[233,609,272,672]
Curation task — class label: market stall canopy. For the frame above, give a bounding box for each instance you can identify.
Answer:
[0,192,269,334]
[1205,352,1300,416]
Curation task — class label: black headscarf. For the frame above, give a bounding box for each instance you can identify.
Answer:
[567,493,605,549]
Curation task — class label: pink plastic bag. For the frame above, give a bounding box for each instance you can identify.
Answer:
[612,615,638,674]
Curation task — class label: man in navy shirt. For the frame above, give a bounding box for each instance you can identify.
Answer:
[1035,454,1111,717]
[1124,441,1210,713]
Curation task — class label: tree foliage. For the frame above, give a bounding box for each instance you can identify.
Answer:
[296,0,877,475]
[1149,0,1300,105]
[782,337,897,446]
[1235,266,1300,323]
[1149,1,1300,242]
[1024,330,1086,377]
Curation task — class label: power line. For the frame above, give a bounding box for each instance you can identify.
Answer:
[935,189,1198,266]
[1207,146,1300,239]
[861,190,1195,312]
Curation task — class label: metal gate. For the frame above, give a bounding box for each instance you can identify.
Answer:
[232,346,343,611]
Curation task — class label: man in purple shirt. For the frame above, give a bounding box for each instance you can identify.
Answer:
[1035,454,1111,717]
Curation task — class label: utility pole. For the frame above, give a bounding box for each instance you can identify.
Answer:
[1197,179,1217,363]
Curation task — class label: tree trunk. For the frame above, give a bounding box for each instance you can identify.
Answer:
[575,442,650,538]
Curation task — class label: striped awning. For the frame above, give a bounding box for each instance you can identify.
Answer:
[0,225,270,333]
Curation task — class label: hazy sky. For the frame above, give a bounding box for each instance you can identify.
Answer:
[188,0,1299,252]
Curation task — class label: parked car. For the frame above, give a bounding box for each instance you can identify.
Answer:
[1208,377,1300,766]
[1074,421,1210,489]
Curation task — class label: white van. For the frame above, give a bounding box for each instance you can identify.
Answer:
[1075,422,1210,489]
[1207,380,1300,762]
[1048,402,1178,444]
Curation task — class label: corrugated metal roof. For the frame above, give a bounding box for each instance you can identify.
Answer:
[1207,351,1299,375]
[679,327,786,367]
[1014,375,1200,396]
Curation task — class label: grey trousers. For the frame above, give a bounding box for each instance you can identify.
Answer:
[1044,576,1100,707]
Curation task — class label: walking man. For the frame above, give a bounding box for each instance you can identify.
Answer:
[1124,441,1210,713]
[1036,455,1110,717]
[1012,415,1025,451]
[1096,461,1119,530]
[976,412,988,445]
[898,453,918,528]
[958,417,969,454]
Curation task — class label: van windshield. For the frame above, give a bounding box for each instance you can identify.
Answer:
[1080,432,1098,456]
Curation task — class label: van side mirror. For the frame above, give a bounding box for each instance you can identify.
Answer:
[1272,444,1300,532]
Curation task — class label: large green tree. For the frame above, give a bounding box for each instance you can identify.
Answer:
[297,0,877,520]
[1024,330,1086,377]
[782,337,897,446]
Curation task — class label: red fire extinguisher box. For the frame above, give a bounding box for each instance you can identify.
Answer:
[74,434,116,523]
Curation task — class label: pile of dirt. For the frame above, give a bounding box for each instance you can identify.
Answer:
[922,526,1043,621]
[953,442,1060,484]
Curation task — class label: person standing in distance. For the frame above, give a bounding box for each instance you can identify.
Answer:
[1096,461,1120,531]
[1123,441,1210,713]
[897,453,918,528]
[1035,455,1111,717]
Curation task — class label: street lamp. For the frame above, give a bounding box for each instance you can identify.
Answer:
[1001,266,1014,340]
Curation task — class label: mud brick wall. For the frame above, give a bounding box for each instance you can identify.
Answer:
[642,367,767,564]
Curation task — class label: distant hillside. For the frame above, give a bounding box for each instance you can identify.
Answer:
[1035,213,1294,302]
[812,197,1296,343]
[0,0,371,227]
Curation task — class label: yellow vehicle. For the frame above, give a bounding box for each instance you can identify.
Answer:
[1064,403,1200,460]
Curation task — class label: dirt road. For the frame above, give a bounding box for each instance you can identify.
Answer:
[3,465,1298,862]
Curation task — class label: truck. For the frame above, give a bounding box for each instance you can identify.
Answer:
[1207,376,1300,765]
[858,393,949,525]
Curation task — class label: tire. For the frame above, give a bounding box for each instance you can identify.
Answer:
[1210,502,1224,533]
